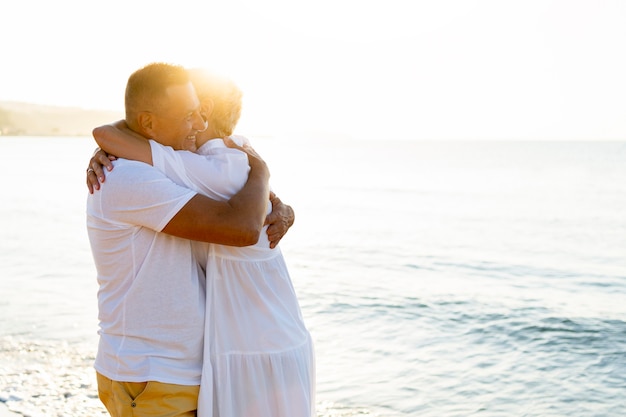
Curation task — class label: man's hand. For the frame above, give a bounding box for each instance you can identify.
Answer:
[86,148,117,194]
[265,192,295,248]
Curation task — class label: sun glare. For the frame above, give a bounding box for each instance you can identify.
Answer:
[1,0,626,140]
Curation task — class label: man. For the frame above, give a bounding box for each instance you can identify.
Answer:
[86,62,294,417]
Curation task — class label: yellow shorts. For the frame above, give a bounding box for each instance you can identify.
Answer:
[96,372,200,417]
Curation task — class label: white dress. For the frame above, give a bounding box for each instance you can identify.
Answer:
[149,137,315,417]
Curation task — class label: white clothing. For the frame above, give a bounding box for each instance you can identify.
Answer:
[86,159,206,385]
[150,138,315,417]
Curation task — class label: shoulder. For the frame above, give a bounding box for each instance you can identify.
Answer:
[107,158,165,182]
[229,135,251,146]
[102,159,195,198]
[88,159,196,231]
[197,136,251,154]
[150,140,206,167]
[90,158,196,226]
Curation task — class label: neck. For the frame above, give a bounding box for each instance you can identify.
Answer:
[195,127,220,148]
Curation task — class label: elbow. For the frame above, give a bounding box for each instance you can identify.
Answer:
[230,224,263,247]
[92,126,104,144]
[92,125,112,147]
[222,208,266,247]
[221,215,264,247]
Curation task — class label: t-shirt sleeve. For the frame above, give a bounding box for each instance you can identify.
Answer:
[150,140,249,201]
[149,140,196,190]
[96,159,197,232]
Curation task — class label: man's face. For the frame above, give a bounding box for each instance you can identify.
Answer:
[150,82,205,150]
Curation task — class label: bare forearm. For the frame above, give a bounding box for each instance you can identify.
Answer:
[210,165,271,245]
[92,121,152,165]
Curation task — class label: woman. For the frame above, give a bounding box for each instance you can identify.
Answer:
[92,68,315,417]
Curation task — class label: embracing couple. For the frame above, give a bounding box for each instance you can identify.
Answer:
[86,63,315,417]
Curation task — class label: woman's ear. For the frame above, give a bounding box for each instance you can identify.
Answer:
[201,99,215,123]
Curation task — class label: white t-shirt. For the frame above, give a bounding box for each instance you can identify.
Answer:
[149,136,250,201]
[86,159,205,385]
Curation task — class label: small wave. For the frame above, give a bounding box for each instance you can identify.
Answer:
[404,263,435,272]
[433,259,576,280]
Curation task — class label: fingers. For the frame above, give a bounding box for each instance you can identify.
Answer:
[222,136,244,151]
[86,168,97,194]
[267,228,285,249]
[223,137,263,161]
[86,160,103,193]
[93,150,114,179]
[268,240,280,249]
[263,209,276,226]
[88,161,103,193]
[267,233,281,249]
[264,195,295,248]
[266,220,288,249]
[86,149,115,194]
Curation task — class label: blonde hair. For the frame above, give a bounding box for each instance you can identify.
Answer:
[187,68,243,137]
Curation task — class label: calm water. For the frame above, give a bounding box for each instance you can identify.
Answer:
[1,137,625,416]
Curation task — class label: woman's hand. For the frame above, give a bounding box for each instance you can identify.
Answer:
[86,148,117,194]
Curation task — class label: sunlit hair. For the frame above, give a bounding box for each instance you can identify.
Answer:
[187,68,243,137]
[125,62,190,125]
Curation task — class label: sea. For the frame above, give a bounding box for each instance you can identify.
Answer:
[0,136,625,417]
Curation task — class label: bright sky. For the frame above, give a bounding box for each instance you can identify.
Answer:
[1,0,625,140]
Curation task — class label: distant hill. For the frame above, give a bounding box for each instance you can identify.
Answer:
[0,101,123,136]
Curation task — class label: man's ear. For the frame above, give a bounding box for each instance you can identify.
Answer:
[137,111,154,137]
